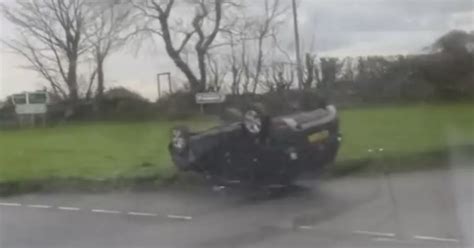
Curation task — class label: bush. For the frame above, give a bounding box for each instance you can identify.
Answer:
[101,87,155,121]
[46,87,157,122]
[0,103,16,128]
[155,91,198,120]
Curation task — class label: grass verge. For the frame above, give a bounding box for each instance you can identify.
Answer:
[0,118,215,183]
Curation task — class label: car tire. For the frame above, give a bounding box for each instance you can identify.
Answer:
[169,126,193,170]
[242,103,269,137]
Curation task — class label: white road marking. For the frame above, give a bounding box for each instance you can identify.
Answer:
[91,209,121,214]
[353,230,396,237]
[0,202,193,221]
[0,202,22,207]
[414,235,460,243]
[27,205,52,209]
[58,206,80,211]
[167,214,192,220]
[127,212,158,217]
[1,202,195,222]
[297,225,314,230]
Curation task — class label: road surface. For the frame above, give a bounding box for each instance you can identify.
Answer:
[1,164,472,247]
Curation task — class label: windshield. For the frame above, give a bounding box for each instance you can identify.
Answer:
[0,0,472,248]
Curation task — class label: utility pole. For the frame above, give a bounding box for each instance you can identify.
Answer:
[292,0,304,90]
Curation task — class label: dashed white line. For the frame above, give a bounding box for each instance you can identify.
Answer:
[27,204,52,209]
[167,214,192,220]
[353,230,396,238]
[127,212,158,217]
[414,235,460,243]
[91,209,121,214]
[0,202,194,220]
[0,202,22,207]
[58,206,81,211]
[297,225,314,230]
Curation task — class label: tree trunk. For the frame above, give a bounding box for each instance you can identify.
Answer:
[159,16,201,93]
[241,40,251,93]
[67,56,79,103]
[96,58,105,100]
[303,54,314,90]
[252,37,264,94]
[196,49,207,92]
[231,66,240,95]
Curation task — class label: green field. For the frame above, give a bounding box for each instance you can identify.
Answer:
[0,103,473,183]
[338,103,474,161]
[0,119,215,183]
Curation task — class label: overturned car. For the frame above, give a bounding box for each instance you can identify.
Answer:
[169,102,341,188]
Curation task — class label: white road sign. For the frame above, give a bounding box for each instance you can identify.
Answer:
[12,92,49,115]
[195,92,226,104]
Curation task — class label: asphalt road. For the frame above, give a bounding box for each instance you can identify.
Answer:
[1,159,472,247]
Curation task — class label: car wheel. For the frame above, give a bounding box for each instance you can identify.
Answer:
[170,126,190,153]
[170,126,193,170]
[242,103,268,136]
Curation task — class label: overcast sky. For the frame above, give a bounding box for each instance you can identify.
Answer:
[0,0,472,100]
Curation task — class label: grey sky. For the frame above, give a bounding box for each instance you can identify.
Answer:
[0,0,472,100]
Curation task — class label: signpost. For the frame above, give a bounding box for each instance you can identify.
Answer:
[157,72,172,99]
[12,91,49,127]
[195,92,226,113]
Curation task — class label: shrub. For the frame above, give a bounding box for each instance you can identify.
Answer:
[101,87,154,121]
[155,91,198,120]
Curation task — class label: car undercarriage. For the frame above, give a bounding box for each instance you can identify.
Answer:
[169,104,341,188]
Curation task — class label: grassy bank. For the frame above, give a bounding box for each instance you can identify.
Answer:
[338,103,473,162]
[0,119,214,183]
[0,103,473,186]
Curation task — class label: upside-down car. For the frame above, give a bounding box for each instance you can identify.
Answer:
[169,102,341,188]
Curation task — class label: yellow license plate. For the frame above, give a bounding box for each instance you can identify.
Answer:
[308,130,329,143]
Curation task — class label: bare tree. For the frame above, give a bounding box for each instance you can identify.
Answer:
[2,0,90,102]
[206,53,228,92]
[258,62,294,93]
[86,0,135,100]
[85,69,98,100]
[271,62,294,93]
[249,0,288,93]
[220,29,243,95]
[303,53,316,90]
[241,36,252,93]
[214,0,289,94]
[132,0,236,93]
[228,33,243,95]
